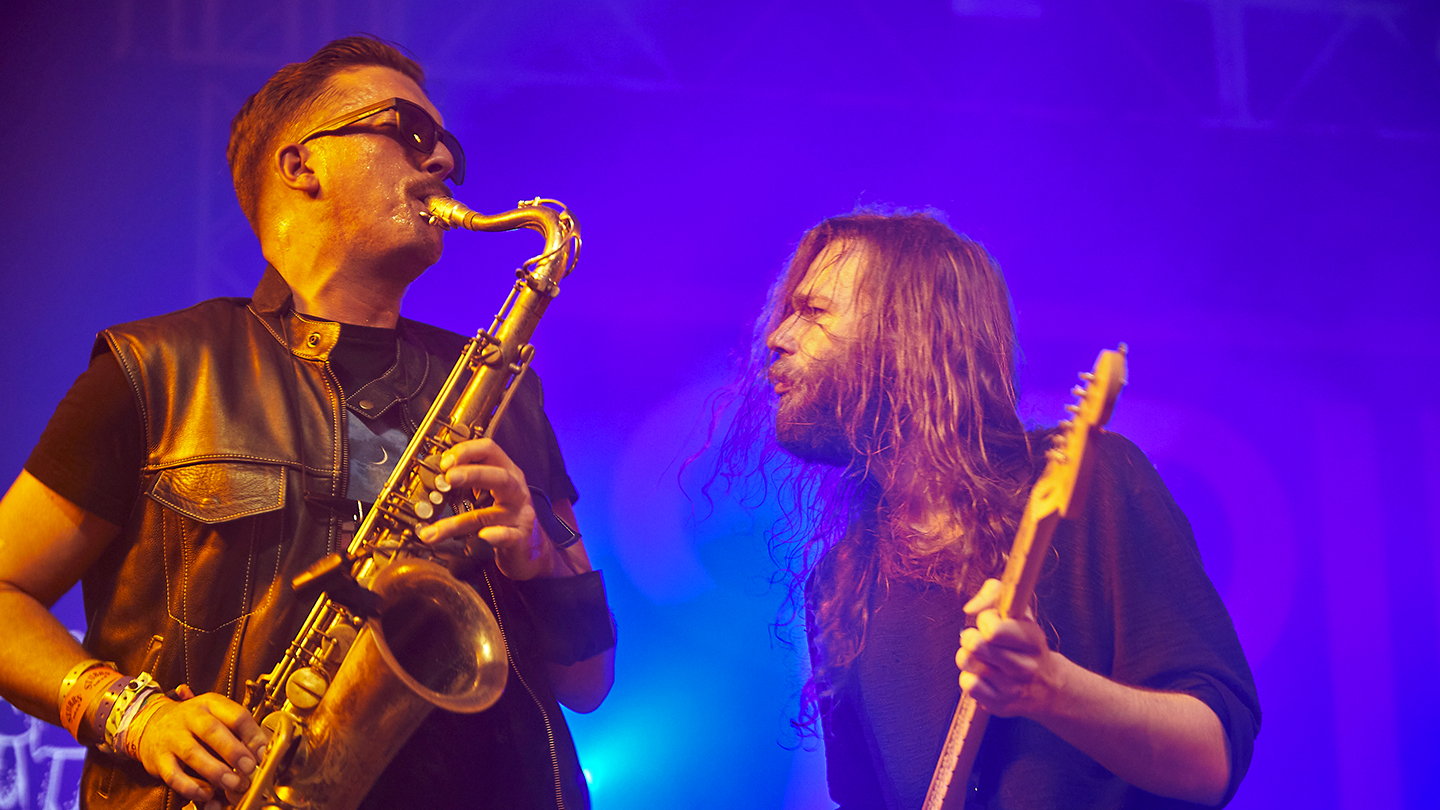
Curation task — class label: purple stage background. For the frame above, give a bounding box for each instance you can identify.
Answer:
[3,2,1438,808]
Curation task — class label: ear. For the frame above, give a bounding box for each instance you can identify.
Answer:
[276,143,321,196]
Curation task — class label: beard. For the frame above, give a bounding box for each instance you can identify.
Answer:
[771,356,857,468]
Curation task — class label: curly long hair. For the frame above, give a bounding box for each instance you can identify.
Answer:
[714,208,1041,734]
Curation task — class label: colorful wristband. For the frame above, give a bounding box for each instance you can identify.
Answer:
[106,682,162,754]
[56,659,106,708]
[117,690,167,761]
[104,672,156,744]
[90,677,133,745]
[59,667,122,742]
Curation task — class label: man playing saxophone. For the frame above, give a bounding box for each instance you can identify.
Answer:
[0,35,614,810]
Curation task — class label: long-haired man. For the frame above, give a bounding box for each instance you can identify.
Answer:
[728,210,1258,809]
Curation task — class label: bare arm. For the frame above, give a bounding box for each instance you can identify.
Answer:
[0,470,117,722]
[0,471,267,808]
[958,578,1230,805]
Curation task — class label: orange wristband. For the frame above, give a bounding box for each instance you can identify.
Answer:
[56,658,105,707]
[59,667,122,742]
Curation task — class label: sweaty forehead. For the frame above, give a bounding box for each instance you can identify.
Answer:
[318,65,441,125]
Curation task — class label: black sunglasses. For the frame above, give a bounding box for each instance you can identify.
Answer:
[299,97,466,185]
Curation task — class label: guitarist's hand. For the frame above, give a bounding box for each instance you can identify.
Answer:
[956,578,1066,719]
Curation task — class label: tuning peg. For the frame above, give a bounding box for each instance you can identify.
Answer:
[1080,372,1095,381]
[1071,385,1086,397]
[1046,449,1069,463]
[1065,404,1080,413]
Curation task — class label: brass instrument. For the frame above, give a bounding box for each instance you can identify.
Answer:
[235,196,581,810]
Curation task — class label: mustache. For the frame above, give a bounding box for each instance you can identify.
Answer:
[413,180,453,203]
[768,358,798,389]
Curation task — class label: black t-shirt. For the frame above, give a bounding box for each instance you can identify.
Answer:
[25,322,577,526]
[815,433,1260,810]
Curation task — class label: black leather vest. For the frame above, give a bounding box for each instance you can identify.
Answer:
[77,268,587,809]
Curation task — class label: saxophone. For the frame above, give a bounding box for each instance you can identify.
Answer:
[234,196,581,810]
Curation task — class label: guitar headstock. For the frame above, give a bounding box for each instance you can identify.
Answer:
[1065,345,1128,433]
[1035,345,1128,518]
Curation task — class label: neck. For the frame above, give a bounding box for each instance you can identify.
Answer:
[284,268,406,327]
[264,220,420,328]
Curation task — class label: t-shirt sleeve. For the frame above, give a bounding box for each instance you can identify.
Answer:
[490,370,578,506]
[1045,432,1261,807]
[23,348,144,526]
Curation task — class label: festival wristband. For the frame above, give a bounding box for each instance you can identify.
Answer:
[118,691,167,761]
[90,677,133,745]
[109,684,162,755]
[56,659,106,708]
[59,667,123,742]
[104,672,156,744]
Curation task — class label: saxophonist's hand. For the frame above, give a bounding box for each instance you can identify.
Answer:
[130,687,268,808]
[415,438,553,580]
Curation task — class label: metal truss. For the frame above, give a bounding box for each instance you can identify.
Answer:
[111,0,1439,131]
[88,0,1440,311]
[1182,0,1423,128]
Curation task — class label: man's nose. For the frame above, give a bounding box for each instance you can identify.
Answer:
[767,314,799,355]
[424,141,456,182]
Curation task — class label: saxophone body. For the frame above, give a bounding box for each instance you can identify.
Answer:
[234,197,581,810]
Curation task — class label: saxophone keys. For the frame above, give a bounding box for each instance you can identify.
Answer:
[285,667,329,711]
[323,623,358,665]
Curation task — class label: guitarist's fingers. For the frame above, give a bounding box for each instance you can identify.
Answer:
[976,611,1045,653]
[959,669,983,696]
[962,579,1002,616]
[962,631,1035,683]
[964,672,1025,718]
[957,627,985,672]
[962,615,1048,685]
[959,640,1037,718]
[959,626,1029,681]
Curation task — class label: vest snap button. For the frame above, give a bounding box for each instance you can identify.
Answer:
[358,399,374,410]
[307,333,321,347]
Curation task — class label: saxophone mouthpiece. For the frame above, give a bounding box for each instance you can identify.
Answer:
[423,196,472,230]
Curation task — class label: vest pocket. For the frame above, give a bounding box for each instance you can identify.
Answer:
[148,460,286,523]
[146,461,288,633]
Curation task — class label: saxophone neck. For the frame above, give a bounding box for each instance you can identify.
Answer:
[423,196,581,288]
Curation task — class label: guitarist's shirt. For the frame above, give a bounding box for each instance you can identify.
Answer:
[814,432,1260,810]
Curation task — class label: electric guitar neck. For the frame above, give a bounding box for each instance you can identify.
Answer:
[922,346,1128,810]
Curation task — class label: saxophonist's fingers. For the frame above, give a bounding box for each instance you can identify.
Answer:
[136,693,263,801]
